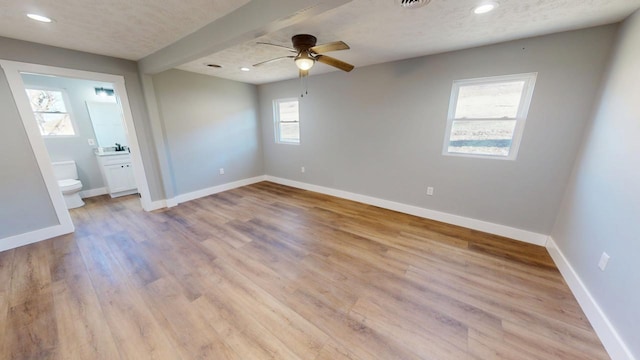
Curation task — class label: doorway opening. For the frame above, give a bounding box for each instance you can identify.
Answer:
[23,73,140,204]
[0,60,154,242]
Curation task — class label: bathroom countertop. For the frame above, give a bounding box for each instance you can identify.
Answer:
[94,150,131,157]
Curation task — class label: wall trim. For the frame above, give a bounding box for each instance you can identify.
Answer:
[0,59,155,214]
[146,199,168,211]
[3,176,630,360]
[264,176,548,246]
[1,176,266,251]
[170,175,267,206]
[0,60,75,238]
[80,187,107,199]
[546,237,635,360]
[0,223,74,253]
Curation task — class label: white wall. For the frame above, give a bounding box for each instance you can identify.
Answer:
[258,25,617,235]
[0,68,58,238]
[551,11,640,359]
[0,35,165,241]
[0,36,165,201]
[152,69,263,197]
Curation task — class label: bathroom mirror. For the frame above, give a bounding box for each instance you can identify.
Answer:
[86,101,127,148]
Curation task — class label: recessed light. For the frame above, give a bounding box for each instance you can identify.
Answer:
[473,2,498,14]
[27,13,53,23]
[240,67,251,72]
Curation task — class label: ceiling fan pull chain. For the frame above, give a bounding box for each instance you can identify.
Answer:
[305,74,309,96]
[300,71,309,97]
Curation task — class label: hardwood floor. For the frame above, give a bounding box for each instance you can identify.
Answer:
[0,181,609,359]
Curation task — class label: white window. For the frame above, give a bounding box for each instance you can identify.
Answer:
[274,98,300,144]
[443,73,537,160]
[25,88,76,137]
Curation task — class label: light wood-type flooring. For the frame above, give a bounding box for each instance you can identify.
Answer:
[0,181,609,359]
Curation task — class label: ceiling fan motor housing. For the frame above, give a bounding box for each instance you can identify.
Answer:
[292,34,318,52]
[254,34,354,73]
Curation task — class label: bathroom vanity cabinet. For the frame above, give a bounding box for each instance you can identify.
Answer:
[95,152,138,197]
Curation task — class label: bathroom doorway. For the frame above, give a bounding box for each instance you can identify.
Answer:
[22,73,141,204]
[0,60,153,238]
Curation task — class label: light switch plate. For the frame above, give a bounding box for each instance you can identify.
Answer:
[598,252,610,271]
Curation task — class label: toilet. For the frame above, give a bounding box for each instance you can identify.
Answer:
[52,161,85,209]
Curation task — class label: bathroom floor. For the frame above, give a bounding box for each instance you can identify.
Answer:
[0,182,609,359]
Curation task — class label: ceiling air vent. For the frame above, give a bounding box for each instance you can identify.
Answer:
[397,0,430,9]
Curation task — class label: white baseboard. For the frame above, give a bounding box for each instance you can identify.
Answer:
[170,175,267,206]
[129,174,545,246]
[109,189,138,198]
[80,187,107,199]
[264,176,548,246]
[145,199,167,211]
[142,176,266,211]
[0,223,74,253]
[4,176,629,360]
[165,198,179,208]
[546,237,635,360]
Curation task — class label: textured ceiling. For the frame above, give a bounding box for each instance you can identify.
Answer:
[0,0,250,60]
[178,0,640,84]
[1,0,638,84]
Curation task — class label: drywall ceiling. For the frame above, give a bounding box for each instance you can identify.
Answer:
[177,0,640,84]
[1,0,639,84]
[0,0,250,60]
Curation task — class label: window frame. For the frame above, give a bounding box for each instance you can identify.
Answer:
[442,72,537,160]
[25,86,78,138]
[273,98,301,145]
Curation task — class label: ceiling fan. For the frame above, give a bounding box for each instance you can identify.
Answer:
[253,34,355,77]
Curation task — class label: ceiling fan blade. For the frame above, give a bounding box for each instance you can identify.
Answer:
[256,42,297,53]
[315,55,355,72]
[310,41,350,54]
[253,56,295,67]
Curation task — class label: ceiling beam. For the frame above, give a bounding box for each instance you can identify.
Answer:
[138,0,352,74]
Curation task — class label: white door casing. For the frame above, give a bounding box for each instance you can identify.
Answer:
[0,59,154,250]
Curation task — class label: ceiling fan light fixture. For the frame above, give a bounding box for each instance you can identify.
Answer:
[294,52,315,71]
[255,34,353,74]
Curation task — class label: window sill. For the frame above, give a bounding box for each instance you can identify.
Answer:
[443,151,517,161]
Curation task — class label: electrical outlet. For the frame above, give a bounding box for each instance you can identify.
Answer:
[427,187,434,196]
[301,166,305,173]
[598,252,610,271]
[88,138,96,146]
[219,168,225,175]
